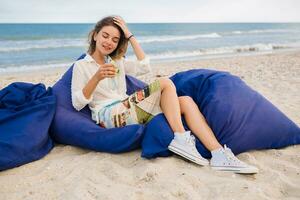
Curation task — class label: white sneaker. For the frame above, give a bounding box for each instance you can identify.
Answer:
[168,131,209,166]
[210,145,259,174]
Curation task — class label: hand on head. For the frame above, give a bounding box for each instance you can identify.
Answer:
[112,16,132,39]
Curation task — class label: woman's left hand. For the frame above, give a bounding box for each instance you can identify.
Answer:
[113,16,132,39]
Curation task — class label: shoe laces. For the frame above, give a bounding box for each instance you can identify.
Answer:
[185,134,201,155]
[184,133,196,146]
[223,145,244,165]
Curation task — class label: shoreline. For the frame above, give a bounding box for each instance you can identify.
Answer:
[0,48,299,77]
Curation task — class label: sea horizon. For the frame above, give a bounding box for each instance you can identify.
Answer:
[1,22,300,74]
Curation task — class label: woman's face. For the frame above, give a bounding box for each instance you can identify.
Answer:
[94,25,120,56]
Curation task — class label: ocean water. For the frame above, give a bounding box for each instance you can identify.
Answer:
[1,23,300,73]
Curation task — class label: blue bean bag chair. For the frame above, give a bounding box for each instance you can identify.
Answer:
[0,82,55,171]
[49,54,147,153]
[141,69,300,158]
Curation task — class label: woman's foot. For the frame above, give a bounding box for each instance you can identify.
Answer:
[210,145,259,174]
[168,131,209,166]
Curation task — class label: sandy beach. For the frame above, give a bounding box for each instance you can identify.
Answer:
[0,51,299,200]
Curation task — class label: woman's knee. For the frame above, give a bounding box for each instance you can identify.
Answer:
[158,77,175,90]
[179,96,195,112]
[179,96,194,104]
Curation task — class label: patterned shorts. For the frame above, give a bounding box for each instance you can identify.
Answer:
[98,80,162,128]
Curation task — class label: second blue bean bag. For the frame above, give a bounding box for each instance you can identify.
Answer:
[0,83,55,171]
[141,69,300,158]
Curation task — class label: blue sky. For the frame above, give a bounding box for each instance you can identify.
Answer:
[0,0,300,23]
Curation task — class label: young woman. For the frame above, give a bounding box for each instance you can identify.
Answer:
[71,16,258,174]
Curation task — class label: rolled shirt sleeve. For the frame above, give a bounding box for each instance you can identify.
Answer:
[71,64,93,111]
[123,56,152,77]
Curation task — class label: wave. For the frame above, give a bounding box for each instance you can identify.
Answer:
[229,29,300,35]
[1,42,298,73]
[0,38,88,52]
[2,28,299,53]
[0,62,72,73]
[139,33,222,43]
[129,43,297,60]
[0,33,223,52]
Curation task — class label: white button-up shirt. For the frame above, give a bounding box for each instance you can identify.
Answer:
[71,54,151,124]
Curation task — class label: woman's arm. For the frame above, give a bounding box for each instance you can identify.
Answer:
[113,16,145,61]
[82,73,101,99]
[127,35,145,61]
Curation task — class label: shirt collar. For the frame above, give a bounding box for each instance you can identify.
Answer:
[84,53,112,63]
[84,53,94,63]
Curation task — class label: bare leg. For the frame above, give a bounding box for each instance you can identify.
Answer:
[159,82,210,165]
[179,96,222,151]
[158,78,185,133]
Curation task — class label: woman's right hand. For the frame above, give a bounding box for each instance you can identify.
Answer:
[95,63,117,81]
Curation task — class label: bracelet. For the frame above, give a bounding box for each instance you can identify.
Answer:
[127,34,134,40]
